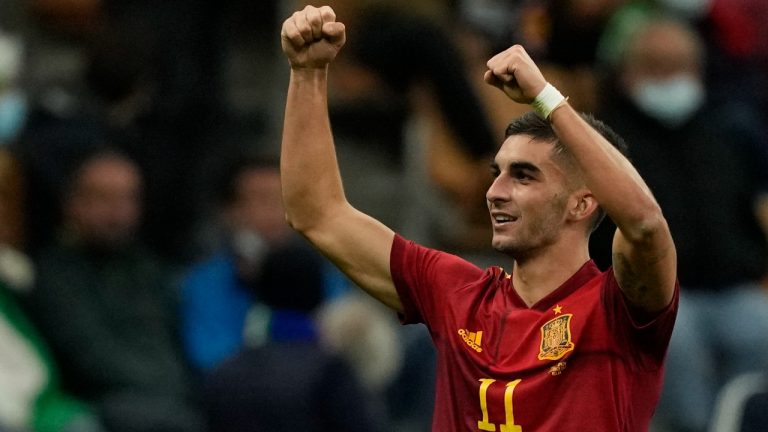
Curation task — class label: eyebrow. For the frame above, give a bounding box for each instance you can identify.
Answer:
[490,160,542,174]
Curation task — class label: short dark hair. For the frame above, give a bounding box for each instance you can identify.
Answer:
[504,112,629,232]
[214,154,280,207]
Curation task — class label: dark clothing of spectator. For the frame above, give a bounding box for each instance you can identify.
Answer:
[23,238,203,432]
[592,93,768,287]
[205,338,384,432]
[203,238,387,431]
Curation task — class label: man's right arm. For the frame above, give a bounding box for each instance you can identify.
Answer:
[280,5,401,312]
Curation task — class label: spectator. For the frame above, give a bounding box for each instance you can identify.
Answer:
[594,17,768,432]
[181,155,294,373]
[22,150,204,432]
[14,28,210,264]
[598,0,768,120]
[182,154,376,369]
[203,235,387,432]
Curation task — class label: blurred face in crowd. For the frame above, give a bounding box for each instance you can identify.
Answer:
[225,166,291,280]
[65,155,142,250]
[620,19,705,126]
[227,167,290,247]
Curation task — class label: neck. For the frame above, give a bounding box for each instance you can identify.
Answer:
[511,239,590,307]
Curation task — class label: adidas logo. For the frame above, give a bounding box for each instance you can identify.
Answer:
[458,329,483,352]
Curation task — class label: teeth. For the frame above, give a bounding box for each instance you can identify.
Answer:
[495,215,512,222]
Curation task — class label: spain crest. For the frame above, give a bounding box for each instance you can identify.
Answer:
[538,314,575,361]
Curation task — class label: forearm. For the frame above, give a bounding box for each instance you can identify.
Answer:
[550,104,665,240]
[281,67,348,233]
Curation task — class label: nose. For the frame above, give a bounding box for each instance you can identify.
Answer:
[486,175,508,204]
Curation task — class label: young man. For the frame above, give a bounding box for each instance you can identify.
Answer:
[279,5,678,431]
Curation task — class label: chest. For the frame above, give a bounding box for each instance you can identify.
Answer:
[428,280,639,431]
[437,280,614,372]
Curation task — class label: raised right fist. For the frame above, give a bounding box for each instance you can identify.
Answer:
[280,5,346,69]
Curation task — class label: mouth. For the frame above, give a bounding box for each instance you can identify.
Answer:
[491,212,519,226]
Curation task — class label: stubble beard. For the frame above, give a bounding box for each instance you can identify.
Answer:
[491,209,565,261]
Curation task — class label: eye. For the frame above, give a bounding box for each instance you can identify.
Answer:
[489,163,501,178]
[514,171,533,182]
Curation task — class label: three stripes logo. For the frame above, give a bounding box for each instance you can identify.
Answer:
[458,329,483,353]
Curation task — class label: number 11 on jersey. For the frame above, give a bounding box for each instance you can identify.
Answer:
[477,378,523,432]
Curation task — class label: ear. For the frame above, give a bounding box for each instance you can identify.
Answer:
[567,189,599,224]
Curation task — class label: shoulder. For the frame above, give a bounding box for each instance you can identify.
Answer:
[391,234,484,279]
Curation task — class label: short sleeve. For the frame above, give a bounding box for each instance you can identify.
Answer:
[602,270,680,369]
[390,234,483,327]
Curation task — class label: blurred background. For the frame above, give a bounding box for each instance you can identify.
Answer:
[0,0,766,431]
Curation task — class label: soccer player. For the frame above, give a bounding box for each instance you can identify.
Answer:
[279,5,678,431]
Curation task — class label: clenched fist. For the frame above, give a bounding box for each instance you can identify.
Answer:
[281,5,346,69]
[484,45,547,104]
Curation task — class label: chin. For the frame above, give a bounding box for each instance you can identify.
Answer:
[492,234,536,259]
[491,236,516,254]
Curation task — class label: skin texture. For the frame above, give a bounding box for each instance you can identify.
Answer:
[487,136,574,260]
[279,6,676,313]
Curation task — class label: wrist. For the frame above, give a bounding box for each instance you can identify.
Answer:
[289,67,330,90]
[531,83,568,120]
[290,65,329,78]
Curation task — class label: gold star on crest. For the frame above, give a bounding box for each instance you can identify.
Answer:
[553,305,563,314]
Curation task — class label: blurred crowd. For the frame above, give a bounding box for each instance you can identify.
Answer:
[0,0,767,431]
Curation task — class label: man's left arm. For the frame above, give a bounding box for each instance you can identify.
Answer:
[552,106,676,314]
[485,45,676,313]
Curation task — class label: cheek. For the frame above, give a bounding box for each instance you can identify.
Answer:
[524,192,568,227]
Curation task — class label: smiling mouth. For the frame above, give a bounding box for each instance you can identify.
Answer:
[492,214,518,224]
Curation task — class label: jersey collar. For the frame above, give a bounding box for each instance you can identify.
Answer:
[505,260,601,311]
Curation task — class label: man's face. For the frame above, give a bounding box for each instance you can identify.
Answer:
[486,135,573,258]
[66,157,142,249]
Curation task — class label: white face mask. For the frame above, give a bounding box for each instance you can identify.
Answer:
[630,75,705,128]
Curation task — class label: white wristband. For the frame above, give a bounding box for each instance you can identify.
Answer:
[531,83,567,120]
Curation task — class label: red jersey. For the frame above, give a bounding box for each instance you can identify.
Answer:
[390,234,678,432]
